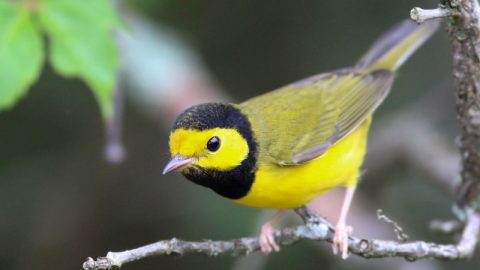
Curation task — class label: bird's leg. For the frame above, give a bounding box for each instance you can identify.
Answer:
[259,210,285,254]
[332,186,356,259]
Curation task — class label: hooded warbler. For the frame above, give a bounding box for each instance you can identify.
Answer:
[163,20,438,258]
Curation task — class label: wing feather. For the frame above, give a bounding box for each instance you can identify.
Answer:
[239,69,394,165]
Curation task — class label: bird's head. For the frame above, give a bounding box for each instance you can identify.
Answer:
[163,103,256,190]
[163,126,249,174]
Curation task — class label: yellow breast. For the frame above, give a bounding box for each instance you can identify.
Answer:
[233,117,371,209]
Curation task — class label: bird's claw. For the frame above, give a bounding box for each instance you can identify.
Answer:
[332,223,352,259]
[259,222,280,254]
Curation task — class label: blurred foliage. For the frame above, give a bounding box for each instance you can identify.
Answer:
[0,0,119,119]
[0,1,42,111]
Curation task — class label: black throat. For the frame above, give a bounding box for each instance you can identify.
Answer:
[173,103,257,199]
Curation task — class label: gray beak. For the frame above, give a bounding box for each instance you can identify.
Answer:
[163,155,195,174]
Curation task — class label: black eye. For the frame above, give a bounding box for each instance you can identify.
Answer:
[207,136,220,152]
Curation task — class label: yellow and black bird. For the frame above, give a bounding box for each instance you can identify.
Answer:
[163,20,438,258]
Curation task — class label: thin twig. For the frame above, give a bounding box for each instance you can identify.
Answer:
[376,209,409,242]
[83,208,480,270]
[410,7,458,23]
[104,75,126,164]
[430,219,463,234]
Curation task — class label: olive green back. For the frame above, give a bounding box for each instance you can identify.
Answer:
[238,69,393,165]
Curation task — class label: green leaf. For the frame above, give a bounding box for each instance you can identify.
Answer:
[38,0,120,119]
[0,2,43,111]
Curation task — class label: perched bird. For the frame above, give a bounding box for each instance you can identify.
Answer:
[163,20,438,258]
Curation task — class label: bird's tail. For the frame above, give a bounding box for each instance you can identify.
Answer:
[357,19,439,71]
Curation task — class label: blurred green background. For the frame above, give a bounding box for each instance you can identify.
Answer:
[1,0,477,269]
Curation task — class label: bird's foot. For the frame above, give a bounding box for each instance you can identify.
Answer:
[259,221,280,254]
[332,223,352,259]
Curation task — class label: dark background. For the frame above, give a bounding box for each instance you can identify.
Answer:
[1,0,475,269]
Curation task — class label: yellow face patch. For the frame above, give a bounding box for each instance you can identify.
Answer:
[169,128,249,170]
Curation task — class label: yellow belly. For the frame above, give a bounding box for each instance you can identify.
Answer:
[233,117,371,209]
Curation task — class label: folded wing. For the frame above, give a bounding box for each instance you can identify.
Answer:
[239,69,393,165]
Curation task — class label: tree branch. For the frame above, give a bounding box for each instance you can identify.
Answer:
[411,6,459,23]
[83,207,480,270]
[104,76,126,164]
[430,219,463,234]
[444,0,480,211]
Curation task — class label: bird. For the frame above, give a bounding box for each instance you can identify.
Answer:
[162,19,438,259]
